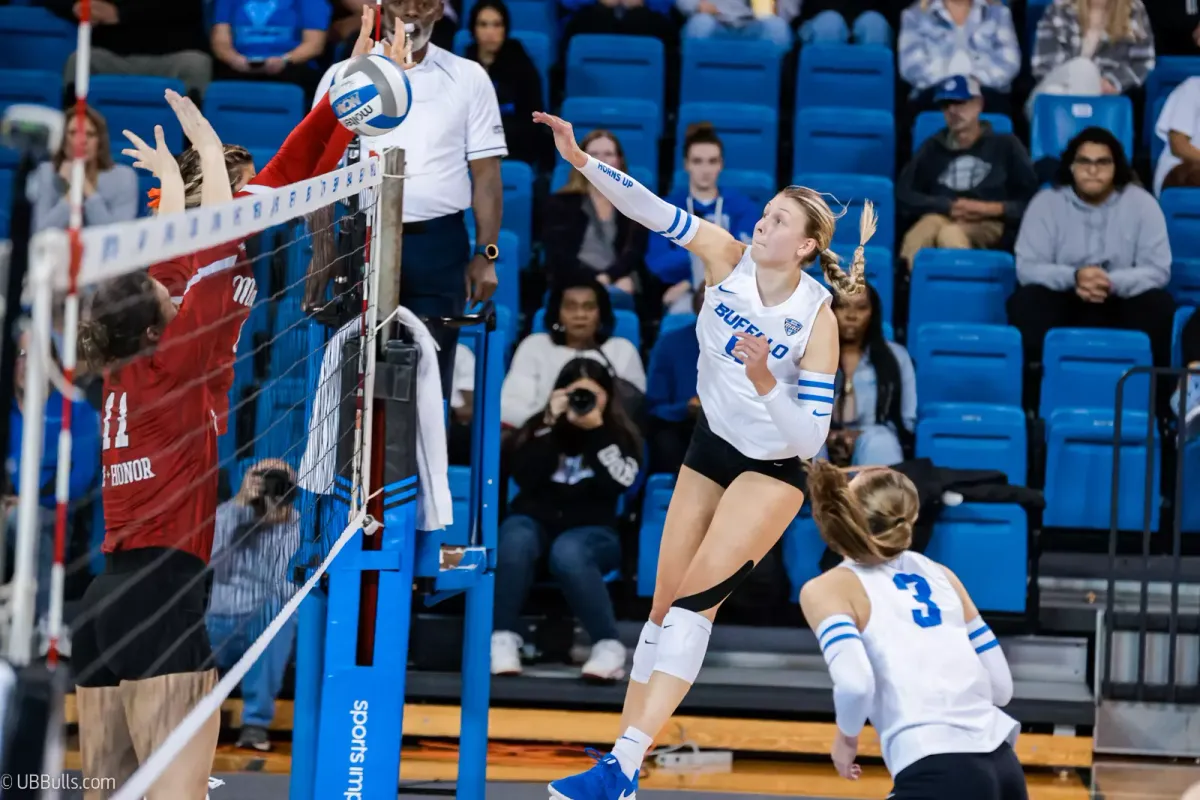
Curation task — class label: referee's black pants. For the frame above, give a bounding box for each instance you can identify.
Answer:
[401,211,470,399]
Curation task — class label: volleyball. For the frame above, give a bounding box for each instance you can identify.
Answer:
[329,53,412,137]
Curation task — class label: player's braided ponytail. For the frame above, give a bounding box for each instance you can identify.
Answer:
[818,199,876,299]
[807,460,917,567]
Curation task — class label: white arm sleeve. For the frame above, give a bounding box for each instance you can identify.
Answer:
[757,370,835,460]
[576,155,700,246]
[817,614,875,737]
[967,616,1014,706]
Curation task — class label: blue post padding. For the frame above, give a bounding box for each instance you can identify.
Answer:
[289,590,327,800]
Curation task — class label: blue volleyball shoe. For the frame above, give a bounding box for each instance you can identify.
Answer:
[548,749,637,800]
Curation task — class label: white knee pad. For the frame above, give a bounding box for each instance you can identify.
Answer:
[652,607,712,685]
[630,620,661,684]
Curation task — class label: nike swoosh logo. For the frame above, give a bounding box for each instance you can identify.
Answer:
[620,790,636,800]
[643,639,655,645]
[813,411,831,417]
[716,285,735,294]
[772,462,784,467]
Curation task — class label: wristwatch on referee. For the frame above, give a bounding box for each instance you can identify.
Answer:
[474,244,499,262]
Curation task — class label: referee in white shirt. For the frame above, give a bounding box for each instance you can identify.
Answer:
[318,0,506,395]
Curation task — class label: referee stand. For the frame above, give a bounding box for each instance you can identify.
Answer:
[294,148,500,800]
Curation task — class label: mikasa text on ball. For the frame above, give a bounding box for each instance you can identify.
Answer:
[330,53,412,137]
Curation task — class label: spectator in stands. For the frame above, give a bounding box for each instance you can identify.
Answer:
[1145,0,1200,56]
[206,460,301,752]
[561,0,678,60]
[825,285,915,466]
[897,75,1038,269]
[210,0,331,102]
[1027,0,1156,121]
[543,131,647,310]
[646,289,702,472]
[646,123,756,315]
[465,0,548,168]
[501,274,645,428]
[1008,127,1175,399]
[492,358,642,680]
[1177,313,1200,440]
[1154,77,1200,195]
[678,0,796,48]
[32,106,139,233]
[52,0,213,99]
[897,0,1020,115]
[5,331,100,654]
[796,0,897,45]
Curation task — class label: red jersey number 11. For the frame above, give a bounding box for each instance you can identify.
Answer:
[102,391,130,450]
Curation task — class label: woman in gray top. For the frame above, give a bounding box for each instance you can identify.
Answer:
[32,105,139,232]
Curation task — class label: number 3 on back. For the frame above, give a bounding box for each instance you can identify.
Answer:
[893,573,943,628]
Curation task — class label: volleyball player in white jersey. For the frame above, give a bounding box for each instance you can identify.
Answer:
[534,111,875,800]
[802,461,1027,799]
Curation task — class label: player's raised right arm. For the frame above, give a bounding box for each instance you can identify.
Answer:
[944,566,1014,706]
[534,111,745,284]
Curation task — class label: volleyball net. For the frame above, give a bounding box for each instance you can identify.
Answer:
[9,151,396,798]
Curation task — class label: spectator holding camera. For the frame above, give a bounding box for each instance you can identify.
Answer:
[211,0,332,101]
[501,273,645,429]
[206,459,301,752]
[492,358,642,681]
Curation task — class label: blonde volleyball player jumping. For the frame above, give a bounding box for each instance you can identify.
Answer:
[534,111,875,800]
[803,461,1027,799]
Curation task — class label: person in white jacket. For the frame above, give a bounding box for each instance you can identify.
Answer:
[500,273,646,428]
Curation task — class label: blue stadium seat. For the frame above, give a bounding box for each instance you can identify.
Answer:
[0,69,61,117]
[1149,94,1168,166]
[203,81,304,153]
[794,107,895,178]
[1143,57,1200,150]
[793,173,894,250]
[501,160,533,267]
[532,306,640,349]
[912,111,1012,154]
[916,403,1027,485]
[805,245,894,323]
[494,229,521,327]
[445,465,472,545]
[551,160,656,194]
[680,38,784,107]
[908,250,1016,348]
[506,0,557,37]
[637,473,675,596]
[254,378,309,461]
[560,96,661,176]
[90,76,187,158]
[0,6,74,73]
[1171,258,1200,308]
[781,508,824,601]
[1040,328,1152,418]
[660,312,696,336]
[453,29,550,104]
[926,503,1027,613]
[1182,438,1200,533]
[1043,409,1160,531]
[566,35,664,107]
[1162,189,1200,260]
[913,323,1023,410]
[672,168,775,209]
[676,102,777,175]
[1030,94,1134,162]
[796,44,893,113]
[1175,306,1196,368]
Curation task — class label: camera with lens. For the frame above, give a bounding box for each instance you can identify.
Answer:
[251,468,297,517]
[567,387,597,416]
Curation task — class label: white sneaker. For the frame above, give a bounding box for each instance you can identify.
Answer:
[491,631,523,676]
[581,639,627,682]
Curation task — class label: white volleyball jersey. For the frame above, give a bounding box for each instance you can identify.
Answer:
[840,551,1019,776]
[695,246,831,460]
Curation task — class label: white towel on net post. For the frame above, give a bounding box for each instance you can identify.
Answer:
[297,313,453,532]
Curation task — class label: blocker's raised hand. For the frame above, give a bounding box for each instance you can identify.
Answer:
[165,89,223,153]
[121,125,177,180]
[532,112,587,168]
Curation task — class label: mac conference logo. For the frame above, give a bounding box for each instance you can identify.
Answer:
[784,317,803,336]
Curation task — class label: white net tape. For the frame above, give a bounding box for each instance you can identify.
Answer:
[13,155,386,797]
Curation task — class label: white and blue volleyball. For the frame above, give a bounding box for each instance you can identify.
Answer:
[329,54,412,137]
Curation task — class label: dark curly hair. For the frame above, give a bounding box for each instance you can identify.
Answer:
[1054,126,1136,191]
[78,272,166,372]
